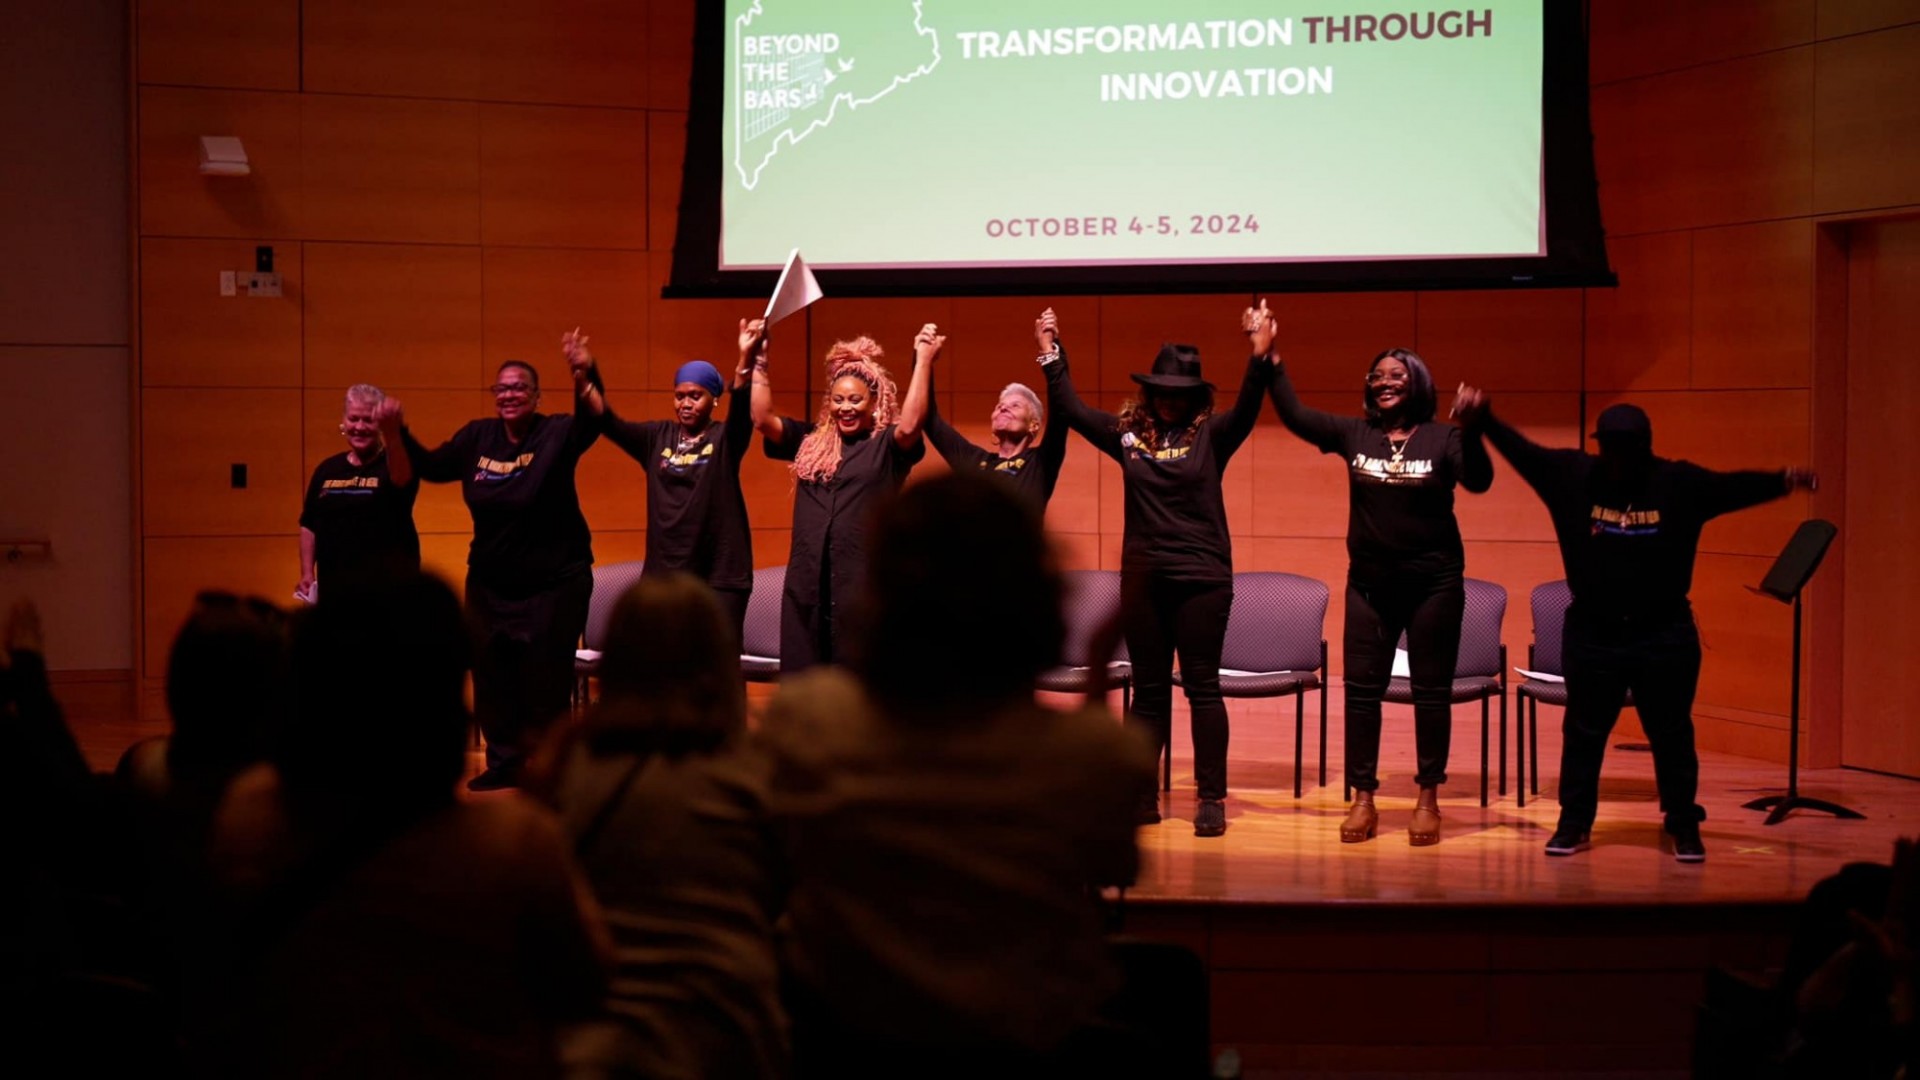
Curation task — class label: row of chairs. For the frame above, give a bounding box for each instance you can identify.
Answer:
[576,562,1588,809]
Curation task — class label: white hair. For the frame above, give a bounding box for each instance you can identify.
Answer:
[343,383,386,413]
[999,382,1044,429]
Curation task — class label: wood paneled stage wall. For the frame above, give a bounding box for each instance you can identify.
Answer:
[132,1,1920,775]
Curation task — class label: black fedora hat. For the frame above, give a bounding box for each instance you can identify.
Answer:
[1130,344,1212,391]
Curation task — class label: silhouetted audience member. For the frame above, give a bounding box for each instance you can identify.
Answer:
[760,471,1156,1078]
[208,571,607,1078]
[535,572,788,1080]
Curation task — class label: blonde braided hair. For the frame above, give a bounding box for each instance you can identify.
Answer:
[790,337,900,484]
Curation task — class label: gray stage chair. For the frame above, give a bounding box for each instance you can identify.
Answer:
[574,559,646,710]
[1173,571,1330,799]
[740,565,785,683]
[1034,568,1133,712]
[1373,576,1507,807]
[1513,579,1633,809]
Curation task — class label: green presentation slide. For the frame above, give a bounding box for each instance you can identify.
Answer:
[720,1,1544,270]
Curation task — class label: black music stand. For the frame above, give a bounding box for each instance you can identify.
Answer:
[1742,519,1863,825]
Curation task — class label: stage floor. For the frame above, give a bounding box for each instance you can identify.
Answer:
[1121,694,1917,909]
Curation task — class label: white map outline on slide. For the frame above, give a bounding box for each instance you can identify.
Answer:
[732,0,942,192]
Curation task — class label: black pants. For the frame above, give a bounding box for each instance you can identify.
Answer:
[1123,573,1233,802]
[1556,613,1704,833]
[467,570,593,771]
[713,586,749,654]
[1343,572,1463,793]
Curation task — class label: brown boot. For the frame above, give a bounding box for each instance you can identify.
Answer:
[1409,784,1441,846]
[1340,790,1378,843]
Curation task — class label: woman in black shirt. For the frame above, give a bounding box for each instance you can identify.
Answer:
[909,308,1070,510]
[297,384,420,600]
[1047,308,1269,838]
[571,319,765,642]
[1255,302,1493,845]
[397,353,601,790]
[756,324,935,673]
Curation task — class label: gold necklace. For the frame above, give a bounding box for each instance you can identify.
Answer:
[1387,431,1411,463]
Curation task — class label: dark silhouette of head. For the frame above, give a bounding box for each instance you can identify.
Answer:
[1592,403,1656,483]
[282,570,471,818]
[854,470,1065,716]
[163,591,290,792]
[587,572,746,756]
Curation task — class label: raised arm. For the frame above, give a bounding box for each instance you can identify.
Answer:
[374,397,411,489]
[1695,464,1813,520]
[1211,351,1271,461]
[1041,345,1123,462]
[1035,311,1072,470]
[744,319,786,443]
[398,407,470,485]
[892,322,940,449]
[1453,387,1577,499]
[725,317,767,453]
[1453,418,1493,494]
[920,369,979,467]
[1244,301,1350,454]
[559,328,603,457]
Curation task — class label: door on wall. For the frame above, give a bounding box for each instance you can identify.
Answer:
[1841,219,1920,779]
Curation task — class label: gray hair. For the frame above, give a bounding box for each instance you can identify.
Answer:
[343,384,386,414]
[1000,382,1044,429]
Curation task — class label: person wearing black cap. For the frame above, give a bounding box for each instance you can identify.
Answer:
[1252,302,1493,846]
[1045,307,1270,837]
[905,307,1071,509]
[1454,388,1816,862]
[396,346,602,791]
[567,320,765,641]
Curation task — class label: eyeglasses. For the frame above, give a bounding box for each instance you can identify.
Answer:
[490,383,536,397]
[1364,372,1407,386]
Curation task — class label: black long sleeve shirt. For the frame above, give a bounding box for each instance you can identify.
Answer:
[599,384,756,591]
[403,402,600,595]
[765,421,925,606]
[1268,362,1492,583]
[922,345,1072,510]
[1047,351,1268,583]
[1478,408,1790,624]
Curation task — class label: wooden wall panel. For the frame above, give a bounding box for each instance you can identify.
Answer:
[1691,221,1814,390]
[138,0,299,91]
[1266,292,1420,392]
[1584,232,1692,392]
[143,388,303,536]
[1248,400,1350,541]
[1590,49,1814,236]
[141,237,302,387]
[1693,553,1796,720]
[1093,293,1259,394]
[483,248,650,390]
[1588,0,1813,85]
[648,251,760,393]
[648,0,695,111]
[647,112,686,256]
[947,296,1103,394]
[1595,390,1811,558]
[417,531,471,596]
[139,86,301,238]
[301,0,647,108]
[304,243,484,390]
[1414,289,1584,392]
[1814,24,1920,214]
[143,536,297,673]
[301,95,480,244]
[1454,392,1582,545]
[1815,0,1920,37]
[481,105,649,250]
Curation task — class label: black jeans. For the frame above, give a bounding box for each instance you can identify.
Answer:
[1123,573,1233,801]
[466,570,593,771]
[1343,572,1463,793]
[1556,612,1704,833]
[713,586,749,654]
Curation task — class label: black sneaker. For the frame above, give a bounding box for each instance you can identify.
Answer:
[466,765,521,793]
[1135,794,1162,826]
[1193,799,1227,838]
[1544,828,1591,856]
[1665,821,1707,863]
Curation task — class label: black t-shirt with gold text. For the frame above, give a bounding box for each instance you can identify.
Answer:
[299,450,421,581]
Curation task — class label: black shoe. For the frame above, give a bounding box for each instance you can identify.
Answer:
[466,765,521,792]
[1665,821,1707,863]
[1544,828,1591,856]
[1135,794,1162,826]
[1193,799,1227,838]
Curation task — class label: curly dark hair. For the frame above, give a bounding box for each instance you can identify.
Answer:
[1117,385,1213,449]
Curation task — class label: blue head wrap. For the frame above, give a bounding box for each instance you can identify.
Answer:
[673,360,725,398]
